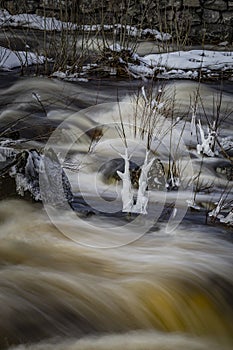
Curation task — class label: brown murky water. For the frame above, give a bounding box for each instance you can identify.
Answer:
[0,198,232,350]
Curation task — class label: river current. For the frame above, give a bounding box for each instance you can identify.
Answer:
[0,74,232,349]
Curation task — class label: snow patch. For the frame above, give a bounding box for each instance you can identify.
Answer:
[0,46,45,70]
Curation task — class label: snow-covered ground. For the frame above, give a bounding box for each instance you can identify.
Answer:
[139,50,233,79]
[52,47,233,81]
[0,9,77,31]
[0,9,232,80]
[1,42,232,80]
[0,9,171,40]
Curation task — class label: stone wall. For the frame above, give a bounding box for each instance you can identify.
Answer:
[1,0,233,43]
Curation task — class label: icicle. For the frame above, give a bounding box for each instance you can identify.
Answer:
[165,168,180,191]
[132,150,155,214]
[141,86,148,104]
[117,149,155,215]
[197,119,216,157]
[117,148,134,212]
[190,106,196,136]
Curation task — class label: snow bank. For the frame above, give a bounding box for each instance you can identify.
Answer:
[1,9,232,80]
[142,50,233,71]
[51,48,233,82]
[0,9,171,41]
[105,47,233,80]
[0,46,45,70]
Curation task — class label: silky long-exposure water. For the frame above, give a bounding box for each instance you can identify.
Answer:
[0,75,232,349]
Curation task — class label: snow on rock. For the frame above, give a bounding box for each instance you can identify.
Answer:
[186,200,201,211]
[0,10,171,42]
[142,50,233,71]
[114,49,233,81]
[157,69,199,80]
[142,28,172,41]
[51,71,88,82]
[0,147,73,204]
[9,150,43,201]
[0,11,77,31]
[133,50,233,80]
[219,136,233,153]
[127,63,156,79]
[209,199,233,226]
[0,46,45,70]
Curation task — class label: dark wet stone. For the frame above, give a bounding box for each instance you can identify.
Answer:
[99,157,166,191]
[147,158,166,190]
[99,157,141,188]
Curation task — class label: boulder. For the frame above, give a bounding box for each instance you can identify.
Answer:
[0,146,73,205]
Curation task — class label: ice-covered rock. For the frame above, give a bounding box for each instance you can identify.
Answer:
[0,147,73,205]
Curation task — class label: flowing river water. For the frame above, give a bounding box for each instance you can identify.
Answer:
[0,73,233,350]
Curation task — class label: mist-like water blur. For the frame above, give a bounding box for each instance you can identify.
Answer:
[0,76,232,349]
[0,199,232,349]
